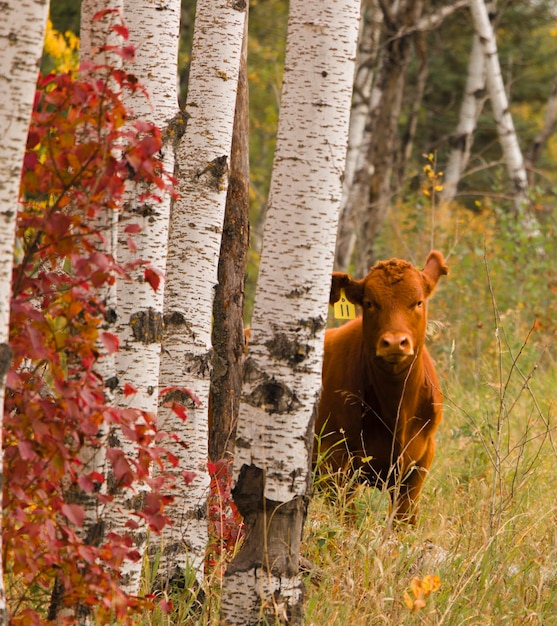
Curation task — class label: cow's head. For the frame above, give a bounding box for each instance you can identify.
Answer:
[330,251,448,371]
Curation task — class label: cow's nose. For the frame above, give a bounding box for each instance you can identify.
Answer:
[377,332,414,357]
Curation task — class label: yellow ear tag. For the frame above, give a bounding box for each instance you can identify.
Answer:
[333,288,356,320]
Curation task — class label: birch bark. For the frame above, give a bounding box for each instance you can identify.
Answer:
[0,1,49,621]
[469,0,528,211]
[526,73,557,183]
[220,0,361,623]
[80,0,123,66]
[357,0,425,275]
[210,14,250,463]
[156,0,247,586]
[335,0,382,271]
[109,0,181,594]
[440,33,487,206]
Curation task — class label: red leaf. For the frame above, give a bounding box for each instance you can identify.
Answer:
[114,45,135,61]
[169,401,188,422]
[93,8,119,21]
[112,24,129,40]
[101,331,119,354]
[127,236,138,252]
[18,440,35,461]
[144,266,161,292]
[23,151,38,171]
[124,383,137,396]
[183,471,196,485]
[124,223,141,234]
[159,599,173,614]
[61,503,85,527]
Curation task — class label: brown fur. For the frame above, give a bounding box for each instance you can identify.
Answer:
[316,251,448,523]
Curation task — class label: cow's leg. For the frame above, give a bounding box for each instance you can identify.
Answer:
[390,437,435,524]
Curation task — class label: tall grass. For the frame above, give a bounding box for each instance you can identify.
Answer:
[303,331,557,625]
[142,196,557,623]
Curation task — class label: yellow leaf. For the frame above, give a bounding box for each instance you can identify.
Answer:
[422,574,441,596]
[403,591,414,610]
[410,577,423,598]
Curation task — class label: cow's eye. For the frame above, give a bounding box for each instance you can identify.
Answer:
[364,300,375,311]
[415,301,424,309]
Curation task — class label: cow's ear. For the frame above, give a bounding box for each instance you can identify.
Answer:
[330,272,363,306]
[422,250,449,295]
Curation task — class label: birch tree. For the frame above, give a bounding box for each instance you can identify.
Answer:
[440,33,487,206]
[156,0,247,586]
[0,2,49,621]
[469,0,528,211]
[526,73,557,183]
[210,13,250,463]
[334,0,469,272]
[220,0,361,622]
[109,0,181,593]
[335,0,382,271]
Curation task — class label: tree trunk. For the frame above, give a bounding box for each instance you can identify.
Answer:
[109,0,181,594]
[80,0,123,66]
[397,30,428,187]
[0,2,49,622]
[440,33,487,206]
[335,0,383,271]
[525,73,557,184]
[336,0,469,272]
[469,0,528,212]
[156,0,247,587]
[209,14,250,463]
[220,0,361,623]
[357,0,425,276]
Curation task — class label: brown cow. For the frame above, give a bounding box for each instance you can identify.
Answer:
[315,251,448,523]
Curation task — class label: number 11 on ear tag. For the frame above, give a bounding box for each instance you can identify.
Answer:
[333,288,356,320]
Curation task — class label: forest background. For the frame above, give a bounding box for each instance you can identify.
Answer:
[9,0,557,623]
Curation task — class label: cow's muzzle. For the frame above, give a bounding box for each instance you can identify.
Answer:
[376,332,414,362]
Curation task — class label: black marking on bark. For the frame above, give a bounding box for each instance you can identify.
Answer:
[195,155,229,191]
[161,387,198,409]
[163,310,189,329]
[162,110,189,148]
[228,464,309,577]
[286,285,311,298]
[128,203,160,221]
[299,315,326,338]
[104,307,117,325]
[233,0,246,10]
[130,308,163,343]
[266,331,312,365]
[245,377,301,414]
[105,376,119,392]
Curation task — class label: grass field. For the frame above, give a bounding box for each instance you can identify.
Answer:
[146,306,556,625]
[145,218,557,624]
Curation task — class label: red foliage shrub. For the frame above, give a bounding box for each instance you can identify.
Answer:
[206,459,244,577]
[3,44,176,624]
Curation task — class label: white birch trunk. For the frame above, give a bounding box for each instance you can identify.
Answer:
[156,0,247,586]
[0,2,49,621]
[440,33,487,205]
[221,0,361,623]
[469,0,528,211]
[74,0,123,543]
[109,0,181,594]
[335,0,382,271]
[526,73,557,180]
[80,0,123,66]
